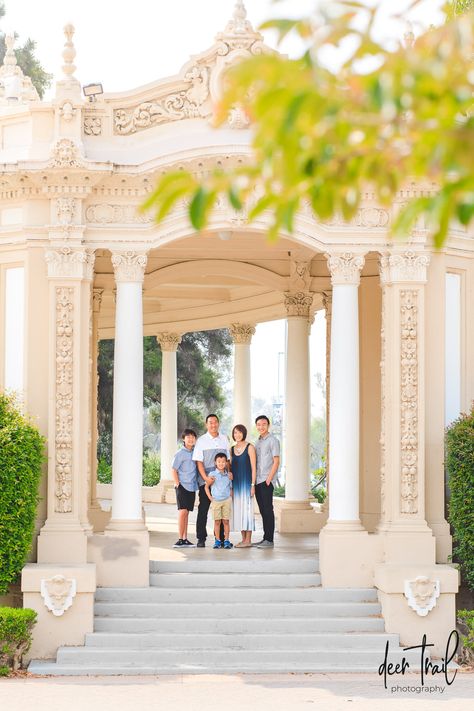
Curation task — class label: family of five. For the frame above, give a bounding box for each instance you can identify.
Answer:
[171,414,280,549]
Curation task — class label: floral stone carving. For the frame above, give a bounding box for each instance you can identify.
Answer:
[50,138,82,168]
[229,323,255,344]
[40,575,77,616]
[54,287,74,513]
[400,289,419,514]
[404,576,440,617]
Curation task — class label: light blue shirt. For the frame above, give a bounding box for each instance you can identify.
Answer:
[172,446,198,492]
[209,469,232,501]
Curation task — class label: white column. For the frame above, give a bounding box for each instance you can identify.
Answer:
[157,333,181,491]
[326,252,365,528]
[229,323,255,430]
[283,293,313,501]
[108,251,147,528]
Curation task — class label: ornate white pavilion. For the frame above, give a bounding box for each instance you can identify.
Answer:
[0,2,471,667]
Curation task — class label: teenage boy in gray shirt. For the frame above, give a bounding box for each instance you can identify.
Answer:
[253,415,280,548]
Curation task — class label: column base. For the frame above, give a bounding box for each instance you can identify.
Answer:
[428,519,453,564]
[319,527,383,587]
[155,479,176,503]
[375,563,459,657]
[37,523,89,564]
[274,499,326,533]
[88,502,112,533]
[21,563,96,660]
[88,528,150,587]
[376,524,436,565]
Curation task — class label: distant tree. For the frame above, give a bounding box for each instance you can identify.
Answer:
[0,2,52,98]
[144,1,474,249]
[97,330,232,463]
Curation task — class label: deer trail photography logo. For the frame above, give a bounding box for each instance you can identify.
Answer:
[378,630,460,694]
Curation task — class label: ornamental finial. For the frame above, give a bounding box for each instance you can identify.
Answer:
[4,34,18,67]
[62,23,77,79]
[225,0,253,34]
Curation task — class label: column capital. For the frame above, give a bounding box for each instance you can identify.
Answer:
[157,332,182,352]
[111,251,148,283]
[229,322,256,345]
[322,291,332,315]
[326,252,365,286]
[45,247,95,280]
[92,287,104,313]
[284,291,314,318]
[379,250,430,285]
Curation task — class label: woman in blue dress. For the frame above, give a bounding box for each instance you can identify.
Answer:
[230,424,256,547]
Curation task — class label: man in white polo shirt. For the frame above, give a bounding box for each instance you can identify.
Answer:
[193,414,230,547]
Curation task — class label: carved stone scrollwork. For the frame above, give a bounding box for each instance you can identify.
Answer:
[157,332,182,352]
[45,248,95,280]
[326,252,365,286]
[380,251,430,284]
[54,287,74,513]
[111,251,148,283]
[229,323,256,345]
[55,197,77,225]
[85,203,153,224]
[40,575,77,616]
[400,289,419,514]
[284,292,314,318]
[114,65,210,135]
[404,576,440,617]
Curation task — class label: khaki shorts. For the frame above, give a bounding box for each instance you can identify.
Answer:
[211,497,232,521]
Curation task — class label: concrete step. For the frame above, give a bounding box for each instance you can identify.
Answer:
[84,631,399,651]
[94,616,386,634]
[48,646,423,671]
[93,601,382,619]
[149,558,318,574]
[95,587,376,604]
[149,572,322,588]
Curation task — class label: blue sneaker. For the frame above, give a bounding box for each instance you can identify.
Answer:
[223,540,233,549]
[213,539,222,549]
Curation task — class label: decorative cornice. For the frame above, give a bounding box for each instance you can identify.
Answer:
[157,332,182,352]
[111,251,148,283]
[284,291,314,318]
[45,247,95,280]
[229,323,255,345]
[326,252,365,286]
[379,251,430,284]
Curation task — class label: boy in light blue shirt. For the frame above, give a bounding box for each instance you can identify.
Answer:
[171,429,198,548]
[204,452,233,550]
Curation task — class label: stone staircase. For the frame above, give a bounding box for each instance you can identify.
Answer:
[29,555,422,675]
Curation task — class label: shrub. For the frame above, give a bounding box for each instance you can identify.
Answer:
[0,607,37,673]
[97,457,112,484]
[0,393,45,595]
[446,407,474,590]
[457,609,474,666]
[142,451,161,487]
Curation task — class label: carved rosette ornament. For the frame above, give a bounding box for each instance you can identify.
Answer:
[229,323,256,345]
[326,252,365,286]
[54,287,74,513]
[40,575,77,616]
[400,289,419,514]
[404,576,440,617]
[157,333,182,352]
[83,116,102,136]
[111,251,148,283]
[284,292,314,318]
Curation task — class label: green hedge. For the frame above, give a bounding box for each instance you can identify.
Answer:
[446,406,474,590]
[0,394,45,595]
[97,451,161,487]
[0,607,37,674]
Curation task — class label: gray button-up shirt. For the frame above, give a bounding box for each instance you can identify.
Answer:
[255,433,280,484]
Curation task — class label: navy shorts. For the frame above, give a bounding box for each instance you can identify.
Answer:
[176,484,196,511]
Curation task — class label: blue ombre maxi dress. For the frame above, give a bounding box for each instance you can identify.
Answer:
[231,444,255,532]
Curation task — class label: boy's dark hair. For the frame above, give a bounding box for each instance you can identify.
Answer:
[232,424,247,441]
[255,415,270,425]
[214,452,227,462]
[206,413,219,423]
[182,428,197,439]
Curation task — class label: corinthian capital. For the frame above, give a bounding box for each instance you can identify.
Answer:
[379,251,430,285]
[111,251,148,283]
[45,247,95,280]
[326,252,365,286]
[157,332,182,352]
[229,323,256,345]
[284,291,313,318]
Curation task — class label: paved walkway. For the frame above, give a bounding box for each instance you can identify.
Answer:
[2,671,473,711]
